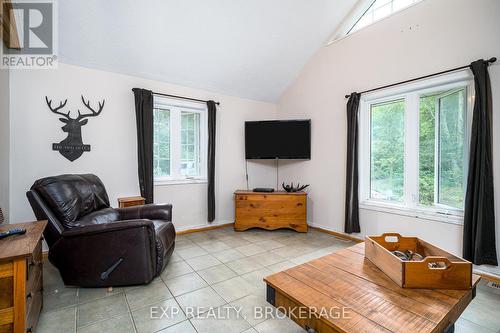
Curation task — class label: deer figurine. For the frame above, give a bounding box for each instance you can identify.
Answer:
[46,95,105,161]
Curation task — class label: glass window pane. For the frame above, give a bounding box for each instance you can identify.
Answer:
[438,90,465,208]
[370,99,405,202]
[418,94,436,206]
[372,0,392,10]
[180,111,200,176]
[153,108,170,178]
[373,3,392,21]
[350,0,421,34]
[354,14,372,31]
[419,88,466,209]
[393,0,415,11]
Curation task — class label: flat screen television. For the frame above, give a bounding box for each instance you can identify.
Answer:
[245,119,311,159]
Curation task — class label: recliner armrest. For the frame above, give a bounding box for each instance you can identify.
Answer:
[52,218,157,286]
[61,219,155,237]
[117,204,172,222]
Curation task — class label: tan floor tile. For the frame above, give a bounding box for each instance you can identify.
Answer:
[164,272,208,296]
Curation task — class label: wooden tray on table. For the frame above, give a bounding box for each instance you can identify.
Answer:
[365,233,472,289]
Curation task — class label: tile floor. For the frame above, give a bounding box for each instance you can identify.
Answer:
[38,227,500,333]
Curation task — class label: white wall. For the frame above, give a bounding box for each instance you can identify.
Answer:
[278,0,500,276]
[0,68,9,223]
[9,63,277,231]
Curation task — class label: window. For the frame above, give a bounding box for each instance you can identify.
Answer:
[419,89,467,210]
[349,0,422,34]
[180,112,201,177]
[359,72,474,222]
[153,108,171,178]
[370,99,405,202]
[153,97,207,184]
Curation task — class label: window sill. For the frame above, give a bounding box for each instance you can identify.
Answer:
[154,178,208,186]
[359,201,464,226]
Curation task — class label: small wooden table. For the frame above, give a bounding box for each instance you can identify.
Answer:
[0,221,47,333]
[118,196,145,208]
[264,242,480,333]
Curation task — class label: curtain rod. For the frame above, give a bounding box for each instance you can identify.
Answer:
[152,91,220,105]
[345,57,497,98]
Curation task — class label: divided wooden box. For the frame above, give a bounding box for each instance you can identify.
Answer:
[365,233,472,290]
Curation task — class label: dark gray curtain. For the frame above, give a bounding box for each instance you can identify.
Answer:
[207,101,217,222]
[345,92,361,234]
[132,88,154,204]
[463,60,498,266]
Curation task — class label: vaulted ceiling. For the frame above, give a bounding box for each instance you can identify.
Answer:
[59,0,357,102]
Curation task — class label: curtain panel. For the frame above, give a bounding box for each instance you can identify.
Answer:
[345,92,361,234]
[207,100,217,222]
[463,59,498,266]
[132,88,154,204]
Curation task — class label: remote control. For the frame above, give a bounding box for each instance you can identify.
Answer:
[0,228,26,240]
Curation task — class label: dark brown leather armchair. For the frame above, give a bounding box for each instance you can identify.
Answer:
[26,174,175,287]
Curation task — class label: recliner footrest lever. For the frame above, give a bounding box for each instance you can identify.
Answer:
[100,258,124,280]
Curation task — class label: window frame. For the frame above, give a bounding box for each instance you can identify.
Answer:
[153,96,208,185]
[153,107,172,180]
[358,71,474,224]
[327,0,423,44]
[348,0,423,35]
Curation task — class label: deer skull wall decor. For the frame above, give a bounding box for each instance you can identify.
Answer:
[45,95,105,161]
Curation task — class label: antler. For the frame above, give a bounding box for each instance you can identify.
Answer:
[297,184,310,191]
[77,95,105,120]
[45,96,70,118]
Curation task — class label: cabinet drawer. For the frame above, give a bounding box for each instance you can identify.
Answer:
[26,263,42,298]
[26,240,42,278]
[26,265,42,330]
[25,288,42,333]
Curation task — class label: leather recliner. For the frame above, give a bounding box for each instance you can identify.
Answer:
[26,174,175,287]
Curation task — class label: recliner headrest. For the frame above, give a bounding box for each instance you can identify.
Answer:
[31,174,110,228]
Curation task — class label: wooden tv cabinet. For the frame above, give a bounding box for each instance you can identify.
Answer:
[234,190,307,232]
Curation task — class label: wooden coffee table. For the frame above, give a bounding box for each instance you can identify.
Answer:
[264,242,480,333]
